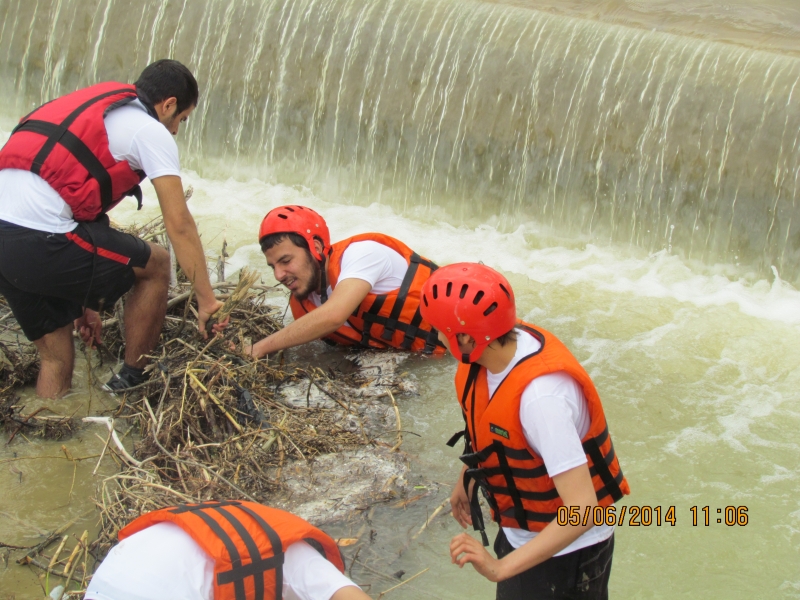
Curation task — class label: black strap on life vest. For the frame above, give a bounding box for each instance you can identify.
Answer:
[462,441,538,532]
[461,467,490,547]
[446,429,466,448]
[457,364,489,545]
[358,253,444,353]
[169,500,284,600]
[582,425,625,502]
[12,88,139,214]
[378,253,433,340]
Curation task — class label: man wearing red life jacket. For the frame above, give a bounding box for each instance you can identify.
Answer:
[247,205,444,358]
[418,263,630,599]
[0,60,226,397]
[85,500,371,600]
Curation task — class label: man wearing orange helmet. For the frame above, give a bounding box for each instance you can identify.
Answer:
[247,205,444,358]
[419,263,629,599]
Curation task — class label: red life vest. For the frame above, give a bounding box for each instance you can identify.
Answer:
[289,233,446,354]
[0,81,149,222]
[452,322,629,537]
[119,500,345,600]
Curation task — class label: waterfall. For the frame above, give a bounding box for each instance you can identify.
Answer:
[1,0,799,282]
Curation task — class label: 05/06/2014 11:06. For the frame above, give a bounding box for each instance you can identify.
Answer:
[556,506,749,527]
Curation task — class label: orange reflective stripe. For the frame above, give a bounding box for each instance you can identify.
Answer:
[65,231,131,265]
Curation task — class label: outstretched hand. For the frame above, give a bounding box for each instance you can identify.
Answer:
[75,309,102,349]
[450,532,504,582]
[198,299,229,339]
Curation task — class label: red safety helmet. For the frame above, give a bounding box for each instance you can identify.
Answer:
[258,205,330,261]
[420,263,516,363]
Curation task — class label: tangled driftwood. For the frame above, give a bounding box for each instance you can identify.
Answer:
[0,212,435,598]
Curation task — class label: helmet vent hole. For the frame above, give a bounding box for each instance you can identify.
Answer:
[277,214,288,219]
[423,295,428,307]
[499,283,511,299]
[473,290,484,305]
[483,302,498,316]
[446,282,453,297]
[286,207,295,212]
[459,284,469,299]
[432,285,438,300]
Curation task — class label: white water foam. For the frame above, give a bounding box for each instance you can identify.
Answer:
[137,170,800,330]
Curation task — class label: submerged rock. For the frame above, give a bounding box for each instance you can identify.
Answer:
[275,447,410,526]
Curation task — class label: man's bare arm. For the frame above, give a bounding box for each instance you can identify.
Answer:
[151,175,223,335]
[250,278,372,358]
[450,463,599,582]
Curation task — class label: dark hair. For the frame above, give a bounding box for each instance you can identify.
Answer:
[260,232,309,253]
[494,328,518,347]
[135,59,199,114]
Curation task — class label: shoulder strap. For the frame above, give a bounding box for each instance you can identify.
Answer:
[14,87,136,212]
[169,501,284,600]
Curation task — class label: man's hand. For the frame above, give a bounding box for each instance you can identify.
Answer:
[75,309,102,348]
[451,466,473,528]
[450,532,505,582]
[249,278,372,357]
[198,299,228,339]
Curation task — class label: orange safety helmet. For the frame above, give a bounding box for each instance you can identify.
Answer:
[420,263,516,363]
[258,205,330,261]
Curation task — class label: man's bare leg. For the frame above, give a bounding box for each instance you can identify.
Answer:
[33,323,74,398]
[123,242,171,368]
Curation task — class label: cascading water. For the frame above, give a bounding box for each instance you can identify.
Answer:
[1,0,799,282]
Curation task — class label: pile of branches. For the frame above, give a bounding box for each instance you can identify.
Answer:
[89,277,380,559]
[0,297,72,442]
[0,298,39,394]
[1,209,407,594]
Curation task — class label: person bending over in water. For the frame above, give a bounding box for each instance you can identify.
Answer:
[419,263,630,600]
[0,60,226,398]
[85,500,371,600]
[245,205,445,358]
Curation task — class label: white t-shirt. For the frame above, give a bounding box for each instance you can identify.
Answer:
[309,240,408,308]
[0,99,180,233]
[85,521,359,600]
[487,329,615,554]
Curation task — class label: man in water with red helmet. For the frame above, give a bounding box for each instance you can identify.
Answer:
[246,205,444,358]
[419,263,630,599]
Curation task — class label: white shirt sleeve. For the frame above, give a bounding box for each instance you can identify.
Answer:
[283,541,361,600]
[127,121,181,179]
[337,241,407,294]
[104,100,181,180]
[505,366,615,553]
[84,522,214,600]
[519,371,590,478]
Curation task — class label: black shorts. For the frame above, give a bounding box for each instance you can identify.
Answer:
[495,529,614,600]
[0,218,151,341]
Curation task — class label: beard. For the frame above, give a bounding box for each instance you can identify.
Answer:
[292,254,323,301]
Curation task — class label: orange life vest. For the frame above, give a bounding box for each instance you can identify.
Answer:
[119,500,345,600]
[289,233,445,354]
[451,322,629,539]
